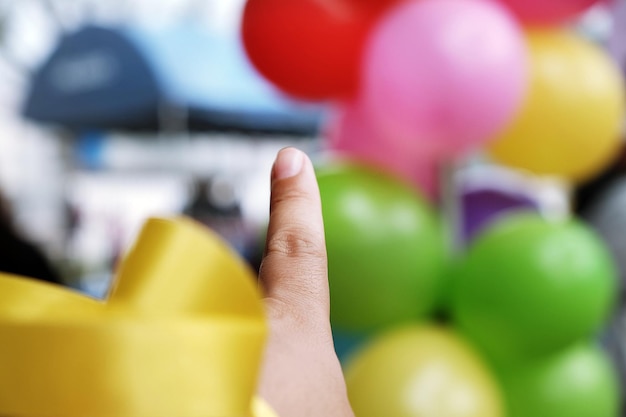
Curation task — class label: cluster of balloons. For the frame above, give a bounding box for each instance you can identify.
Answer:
[315,165,620,417]
[242,0,626,416]
[243,0,624,187]
[451,212,619,417]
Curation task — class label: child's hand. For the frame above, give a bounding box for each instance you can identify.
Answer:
[258,148,355,417]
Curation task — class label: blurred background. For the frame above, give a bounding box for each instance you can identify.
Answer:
[0,0,324,297]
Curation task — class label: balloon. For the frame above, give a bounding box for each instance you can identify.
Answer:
[241,0,383,100]
[345,324,504,417]
[325,103,439,198]
[488,30,625,183]
[317,163,446,332]
[360,0,527,159]
[451,212,617,363]
[496,0,601,25]
[500,343,620,417]
[344,0,399,8]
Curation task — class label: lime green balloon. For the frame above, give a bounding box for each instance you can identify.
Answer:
[451,212,616,362]
[345,324,504,417]
[317,163,445,332]
[500,343,620,417]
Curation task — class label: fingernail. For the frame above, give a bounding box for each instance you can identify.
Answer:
[273,148,304,181]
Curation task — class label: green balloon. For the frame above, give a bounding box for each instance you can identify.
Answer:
[500,343,620,417]
[317,163,445,332]
[451,212,616,362]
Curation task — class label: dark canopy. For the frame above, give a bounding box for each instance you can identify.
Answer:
[23,25,322,136]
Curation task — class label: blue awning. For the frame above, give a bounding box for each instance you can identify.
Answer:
[23,25,323,136]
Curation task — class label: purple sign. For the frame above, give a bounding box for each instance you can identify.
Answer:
[461,187,537,244]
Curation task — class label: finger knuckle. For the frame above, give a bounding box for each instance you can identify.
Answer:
[267,228,326,260]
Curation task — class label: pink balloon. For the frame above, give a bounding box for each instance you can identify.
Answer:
[325,103,439,199]
[360,0,528,160]
[497,0,601,25]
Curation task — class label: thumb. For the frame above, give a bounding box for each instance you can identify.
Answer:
[259,148,329,318]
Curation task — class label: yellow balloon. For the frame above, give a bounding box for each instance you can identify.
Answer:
[488,30,625,183]
[345,325,504,417]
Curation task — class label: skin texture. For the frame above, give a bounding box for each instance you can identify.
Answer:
[258,148,355,417]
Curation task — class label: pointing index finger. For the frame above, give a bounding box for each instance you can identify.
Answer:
[259,148,329,316]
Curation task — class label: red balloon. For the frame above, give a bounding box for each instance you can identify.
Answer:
[497,0,601,25]
[242,0,387,100]
[343,0,401,8]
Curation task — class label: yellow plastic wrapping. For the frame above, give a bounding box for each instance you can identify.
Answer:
[0,217,277,417]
